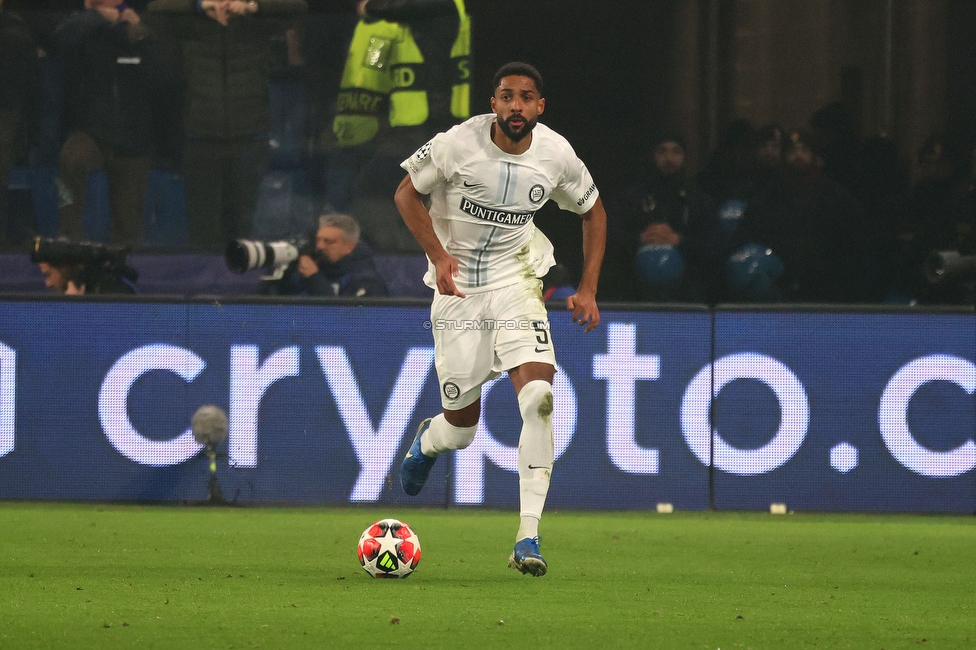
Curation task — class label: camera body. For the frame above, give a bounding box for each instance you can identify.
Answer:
[30,237,138,294]
[225,237,312,280]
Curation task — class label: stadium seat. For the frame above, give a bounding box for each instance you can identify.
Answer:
[4,168,33,247]
[252,170,317,240]
[252,80,317,240]
[374,255,433,297]
[82,169,111,243]
[0,166,60,243]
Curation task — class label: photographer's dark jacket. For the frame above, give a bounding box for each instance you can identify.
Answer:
[267,242,389,297]
[53,9,161,156]
[147,0,308,140]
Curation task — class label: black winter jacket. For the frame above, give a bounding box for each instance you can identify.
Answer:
[0,9,39,116]
[147,0,307,139]
[53,9,159,155]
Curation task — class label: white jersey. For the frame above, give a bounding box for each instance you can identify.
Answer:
[401,113,599,294]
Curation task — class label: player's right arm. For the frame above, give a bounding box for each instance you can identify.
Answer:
[394,175,466,298]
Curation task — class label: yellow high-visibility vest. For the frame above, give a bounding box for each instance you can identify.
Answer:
[334,0,471,146]
[333,18,400,147]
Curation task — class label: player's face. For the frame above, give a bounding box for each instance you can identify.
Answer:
[315,226,357,263]
[491,75,545,143]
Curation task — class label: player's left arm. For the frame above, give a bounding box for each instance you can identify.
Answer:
[567,196,606,333]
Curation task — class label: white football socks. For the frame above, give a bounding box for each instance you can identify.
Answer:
[515,380,554,541]
[420,413,477,457]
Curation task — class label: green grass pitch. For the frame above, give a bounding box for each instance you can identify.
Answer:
[0,502,972,649]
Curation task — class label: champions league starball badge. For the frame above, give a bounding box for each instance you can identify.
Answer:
[414,141,432,161]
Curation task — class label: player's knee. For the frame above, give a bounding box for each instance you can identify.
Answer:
[517,379,553,422]
[445,397,481,429]
[452,423,477,450]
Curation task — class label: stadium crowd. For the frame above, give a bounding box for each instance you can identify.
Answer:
[603,120,976,306]
[2,0,975,304]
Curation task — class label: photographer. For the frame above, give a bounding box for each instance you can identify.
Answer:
[261,213,388,297]
[31,237,138,295]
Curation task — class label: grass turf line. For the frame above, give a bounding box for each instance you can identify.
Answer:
[0,502,972,649]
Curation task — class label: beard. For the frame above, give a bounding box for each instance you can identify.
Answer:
[497,113,537,142]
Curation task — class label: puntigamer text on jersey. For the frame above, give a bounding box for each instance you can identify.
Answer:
[459,197,535,226]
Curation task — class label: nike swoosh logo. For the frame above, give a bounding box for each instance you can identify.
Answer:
[463,181,483,188]
[534,347,550,353]
[405,452,413,458]
[527,465,550,470]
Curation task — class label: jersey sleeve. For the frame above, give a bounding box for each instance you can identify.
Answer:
[549,150,599,215]
[400,132,452,195]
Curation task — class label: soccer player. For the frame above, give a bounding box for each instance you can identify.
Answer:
[394,61,606,577]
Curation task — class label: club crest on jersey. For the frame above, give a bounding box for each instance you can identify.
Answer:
[443,382,460,401]
[459,197,534,226]
[529,184,545,203]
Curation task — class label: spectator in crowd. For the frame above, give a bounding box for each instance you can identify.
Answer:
[260,212,388,296]
[696,119,759,209]
[850,134,911,301]
[7,1,73,172]
[902,134,960,260]
[147,0,308,252]
[329,0,470,252]
[0,0,40,249]
[730,127,861,303]
[809,101,861,195]
[753,123,785,192]
[605,130,719,302]
[287,0,360,200]
[919,139,976,305]
[695,119,760,259]
[53,0,163,248]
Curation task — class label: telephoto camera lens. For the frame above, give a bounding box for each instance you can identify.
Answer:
[225,239,302,277]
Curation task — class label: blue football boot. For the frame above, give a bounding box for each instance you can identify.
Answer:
[508,536,548,577]
[400,418,437,496]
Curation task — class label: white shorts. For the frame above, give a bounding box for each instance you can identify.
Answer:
[431,278,556,410]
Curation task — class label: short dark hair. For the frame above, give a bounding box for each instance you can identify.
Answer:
[493,62,544,95]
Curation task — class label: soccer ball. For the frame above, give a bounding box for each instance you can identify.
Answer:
[357,518,422,579]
